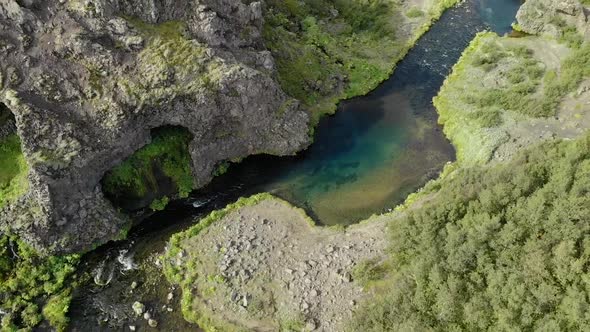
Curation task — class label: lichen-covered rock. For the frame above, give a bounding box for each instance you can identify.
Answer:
[0,0,310,254]
[516,0,589,38]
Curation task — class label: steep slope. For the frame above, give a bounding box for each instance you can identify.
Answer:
[0,0,310,253]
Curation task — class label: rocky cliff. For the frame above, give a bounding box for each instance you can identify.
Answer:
[516,0,589,38]
[0,0,310,254]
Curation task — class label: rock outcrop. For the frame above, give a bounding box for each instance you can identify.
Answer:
[516,0,589,38]
[0,0,310,254]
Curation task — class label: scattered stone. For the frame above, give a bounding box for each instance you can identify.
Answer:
[143,312,151,320]
[167,292,174,302]
[132,302,145,316]
[129,325,136,331]
[305,319,317,331]
[130,281,138,290]
[148,319,158,328]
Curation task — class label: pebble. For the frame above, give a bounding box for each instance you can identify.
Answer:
[148,319,158,328]
[132,301,145,316]
[143,312,151,320]
[130,281,138,289]
[129,326,136,331]
[305,319,317,331]
[167,292,174,302]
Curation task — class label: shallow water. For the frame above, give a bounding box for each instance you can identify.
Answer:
[69,0,522,329]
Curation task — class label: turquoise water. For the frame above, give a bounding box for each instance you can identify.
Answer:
[235,0,523,224]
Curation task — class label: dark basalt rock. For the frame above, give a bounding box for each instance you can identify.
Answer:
[0,0,310,254]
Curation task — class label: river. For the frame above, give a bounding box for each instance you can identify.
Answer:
[68,0,522,330]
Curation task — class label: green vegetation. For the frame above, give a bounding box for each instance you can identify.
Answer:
[351,258,390,288]
[405,7,424,18]
[0,134,29,209]
[0,235,79,331]
[435,30,590,164]
[149,195,170,211]
[163,193,274,331]
[349,133,590,331]
[263,0,460,123]
[102,127,194,207]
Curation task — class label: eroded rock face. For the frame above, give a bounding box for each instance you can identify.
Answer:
[0,0,310,253]
[516,0,589,38]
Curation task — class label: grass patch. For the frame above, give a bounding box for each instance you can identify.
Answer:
[0,235,79,331]
[149,195,170,211]
[0,134,29,208]
[263,0,460,124]
[405,7,424,18]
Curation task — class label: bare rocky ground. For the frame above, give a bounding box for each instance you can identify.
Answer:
[171,198,389,331]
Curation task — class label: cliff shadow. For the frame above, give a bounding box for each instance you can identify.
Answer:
[0,102,16,139]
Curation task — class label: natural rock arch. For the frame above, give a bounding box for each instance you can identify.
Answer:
[101,125,195,212]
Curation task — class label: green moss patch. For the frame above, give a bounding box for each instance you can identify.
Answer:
[117,19,235,107]
[102,127,194,209]
[0,235,80,331]
[0,134,29,209]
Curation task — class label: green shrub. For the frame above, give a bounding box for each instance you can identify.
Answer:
[42,290,72,332]
[406,7,424,18]
[348,134,590,331]
[0,235,79,331]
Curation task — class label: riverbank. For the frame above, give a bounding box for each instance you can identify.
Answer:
[265,0,462,124]
[435,31,590,165]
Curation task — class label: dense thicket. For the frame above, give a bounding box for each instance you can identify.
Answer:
[350,134,590,331]
[0,235,79,331]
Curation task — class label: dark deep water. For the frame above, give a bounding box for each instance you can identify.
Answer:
[69,1,522,330]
